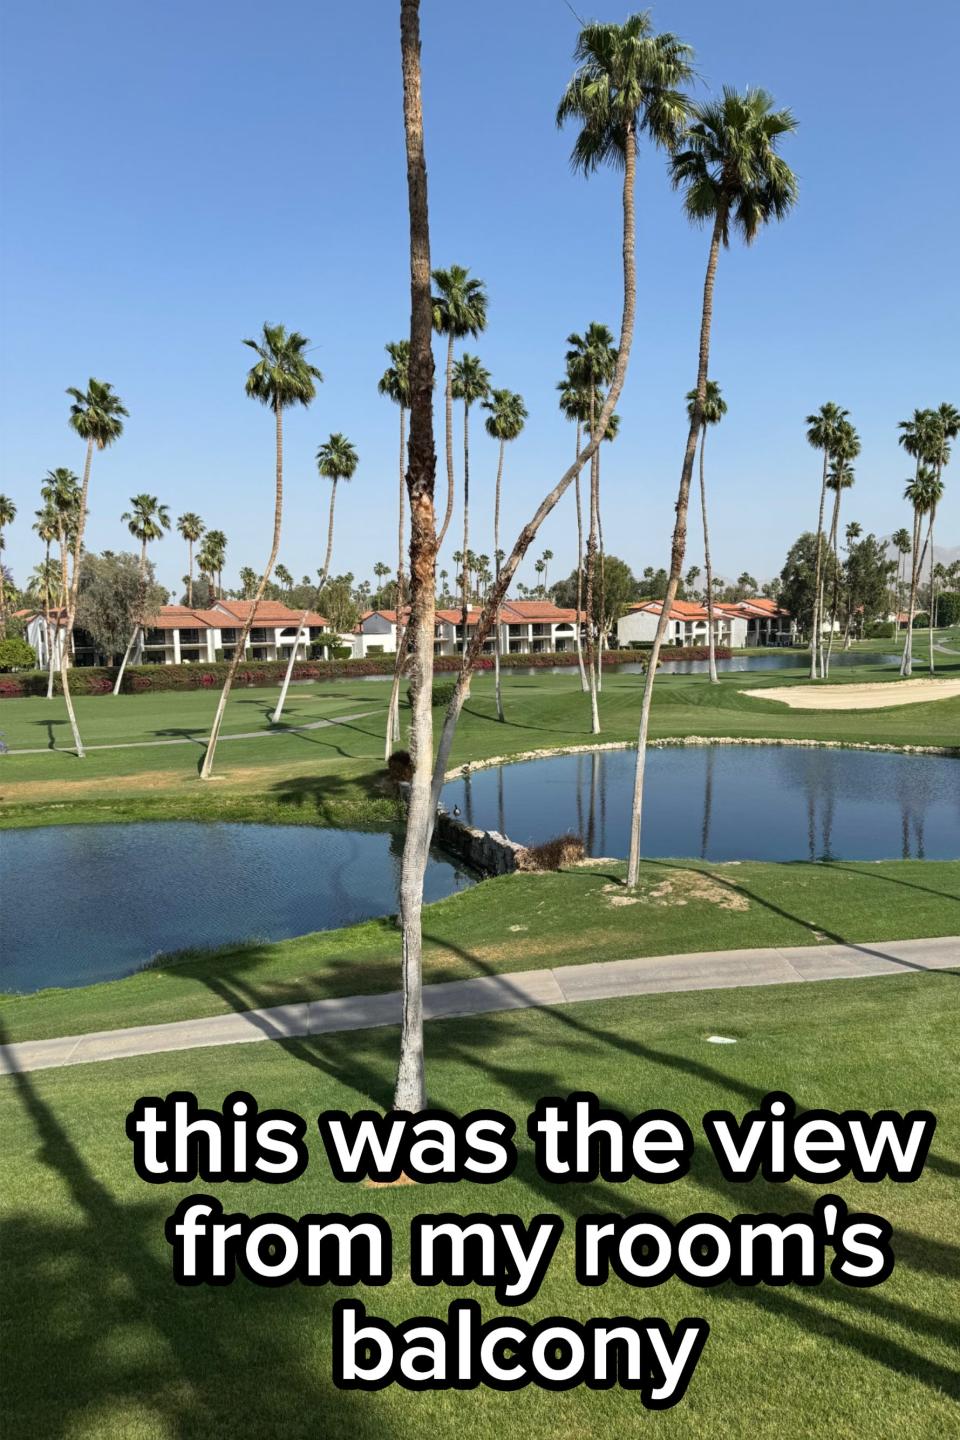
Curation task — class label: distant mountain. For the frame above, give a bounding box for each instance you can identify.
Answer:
[882,536,959,569]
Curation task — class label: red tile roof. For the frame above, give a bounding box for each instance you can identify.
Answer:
[212,600,328,628]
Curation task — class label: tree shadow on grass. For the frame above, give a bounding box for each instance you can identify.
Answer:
[0,1018,389,1440]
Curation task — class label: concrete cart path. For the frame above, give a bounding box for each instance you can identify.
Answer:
[2,934,957,1076]
[6,708,382,756]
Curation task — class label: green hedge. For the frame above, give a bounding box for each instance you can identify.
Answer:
[0,645,732,699]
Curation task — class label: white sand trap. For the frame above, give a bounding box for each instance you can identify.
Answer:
[742,677,960,711]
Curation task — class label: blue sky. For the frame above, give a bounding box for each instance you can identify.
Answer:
[1,0,957,599]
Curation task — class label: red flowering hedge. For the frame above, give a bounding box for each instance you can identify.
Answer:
[0,646,731,699]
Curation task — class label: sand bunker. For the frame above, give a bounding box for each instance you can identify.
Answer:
[743,677,960,711]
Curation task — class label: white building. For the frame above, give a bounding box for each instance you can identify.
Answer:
[350,601,585,658]
[616,597,795,649]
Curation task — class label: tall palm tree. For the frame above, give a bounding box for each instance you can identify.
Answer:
[924,402,958,673]
[63,379,127,755]
[0,495,15,639]
[273,434,357,725]
[901,466,939,676]
[451,353,491,652]
[626,86,798,886]
[114,494,171,693]
[394,0,440,1113]
[822,423,859,676]
[897,409,939,676]
[274,563,293,598]
[201,326,322,778]
[431,267,488,549]
[685,379,727,681]
[891,527,912,625]
[379,339,413,755]
[39,468,81,697]
[557,376,594,691]
[566,323,618,730]
[177,513,205,606]
[203,529,227,599]
[32,506,58,683]
[804,403,848,675]
[584,406,621,687]
[483,387,527,720]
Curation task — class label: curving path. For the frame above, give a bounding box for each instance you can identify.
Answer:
[2,935,956,1076]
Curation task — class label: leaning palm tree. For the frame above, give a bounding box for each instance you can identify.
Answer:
[272,433,358,725]
[924,402,958,673]
[566,323,618,730]
[0,496,15,639]
[451,353,491,651]
[63,379,128,755]
[432,267,488,550]
[804,402,848,675]
[201,326,321,779]
[897,409,939,676]
[626,86,798,887]
[113,495,171,693]
[685,380,726,681]
[177,513,205,606]
[379,340,413,755]
[482,387,527,720]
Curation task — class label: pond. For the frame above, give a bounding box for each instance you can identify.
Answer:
[441,745,960,864]
[0,823,474,994]
[507,653,901,677]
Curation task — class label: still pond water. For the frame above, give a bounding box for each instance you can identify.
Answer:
[0,823,473,994]
[442,746,960,864]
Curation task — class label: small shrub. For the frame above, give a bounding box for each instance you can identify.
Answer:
[0,637,38,672]
[518,833,585,872]
[407,679,458,709]
[912,612,930,629]
[386,749,413,783]
[865,621,895,639]
[331,645,353,660]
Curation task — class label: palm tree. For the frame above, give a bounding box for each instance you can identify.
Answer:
[924,402,958,672]
[272,432,357,725]
[891,527,912,624]
[431,267,488,552]
[177,513,205,607]
[39,469,81,697]
[566,323,618,729]
[805,402,848,674]
[63,379,127,755]
[897,409,939,676]
[113,494,171,694]
[201,326,321,779]
[585,408,621,684]
[379,339,413,756]
[372,562,391,606]
[557,376,594,691]
[394,0,440,1113]
[901,466,940,676]
[204,529,227,598]
[451,353,491,652]
[684,380,727,681]
[274,563,293,598]
[0,495,15,639]
[31,507,58,683]
[822,423,859,676]
[482,387,527,720]
[626,86,798,887]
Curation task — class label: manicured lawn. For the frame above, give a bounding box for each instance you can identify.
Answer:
[2,657,959,815]
[5,857,959,1042]
[2,973,957,1438]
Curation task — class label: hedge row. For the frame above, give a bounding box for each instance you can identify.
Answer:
[0,645,731,699]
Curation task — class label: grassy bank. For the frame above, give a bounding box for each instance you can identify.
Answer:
[2,972,957,1438]
[4,858,959,1043]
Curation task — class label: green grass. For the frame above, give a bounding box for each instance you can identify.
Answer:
[2,655,959,815]
[2,973,957,1438]
[5,858,959,1043]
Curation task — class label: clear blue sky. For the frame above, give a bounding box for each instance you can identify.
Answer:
[1,0,957,598]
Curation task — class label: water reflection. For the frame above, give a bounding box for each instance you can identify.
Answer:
[442,746,960,863]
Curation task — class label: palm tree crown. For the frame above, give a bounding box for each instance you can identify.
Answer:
[0,495,15,530]
[177,512,204,544]
[377,340,410,408]
[670,86,798,246]
[687,378,726,427]
[452,354,491,408]
[483,388,528,443]
[243,324,323,410]
[122,494,171,547]
[67,378,128,448]
[556,11,694,171]
[806,402,849,456]
[431,266,488,341]
[317,433,359,485]
[565,324,618,392]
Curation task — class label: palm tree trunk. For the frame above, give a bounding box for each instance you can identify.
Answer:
[901,506,922,677]
[626,208,724,889]
[493,435,505,722]
[201,401,284,778]
[272,479,338,725]
[583,384,601,733]
[928,506,937,675]
[809,448,829,678]
[698,425,718,684]
[114,537,148,696]
[426,114,637,818]
[187,539,194,607]
[459,399,471,657]
[436,333,456,549]
[573,423,588,692]
[824,494,844,677]
[595,471,605,693]
[59,435,95,756]
[385,406,408,755]
[394,0,438,1114]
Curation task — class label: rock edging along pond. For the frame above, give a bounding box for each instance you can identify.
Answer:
[443,734,960,782]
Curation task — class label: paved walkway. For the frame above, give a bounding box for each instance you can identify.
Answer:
[7,709,380,756]
[2,935,956,1076]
